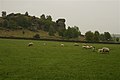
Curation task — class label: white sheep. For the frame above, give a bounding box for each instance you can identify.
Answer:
[98,49,103,53]
[61,44,64,47]
[98,47,110,53]
[102,47,110,53]
[82,45,93,49]
[28,42,33,47]
[82,45,87,48]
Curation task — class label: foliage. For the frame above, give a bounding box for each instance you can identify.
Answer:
[46,15,52,21]
[2,11,6,18]
[85,31,94,42]
[60,26,81,39]
[48,25,55,36]
[93,31,100,42]
[33,34,40,39]
[22,31,25,34]
[16,15,32,28]
[0,12,66,33]
[85,31,112,42]
[58,29,66,37]
[25,12,29,16]
[104,32,112,41]
[40,14,46,20]
[3,19,9,28]
[100,34,105,41]
[8,20,17,29]
[116,37,119,42]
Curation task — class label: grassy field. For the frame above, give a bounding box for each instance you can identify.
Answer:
[0,39,120,80]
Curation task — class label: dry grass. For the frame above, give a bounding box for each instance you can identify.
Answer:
[0,29,50,38]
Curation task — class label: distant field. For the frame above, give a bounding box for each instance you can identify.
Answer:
[0,39,120,80]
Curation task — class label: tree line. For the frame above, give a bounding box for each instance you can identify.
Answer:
[0,11,116,42]
[85,31,112,42]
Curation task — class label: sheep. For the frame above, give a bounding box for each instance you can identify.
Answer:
[98,48,103,53]
[82,45,87,48]
[89,46,93,49]
[102,47,110,53]
[82,45,93,49]
[61,44,64,47]
[98,47,110,53]
[74,43,79,46]
[28,42,33,47]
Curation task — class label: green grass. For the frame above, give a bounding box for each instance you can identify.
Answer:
[0,39,120,80]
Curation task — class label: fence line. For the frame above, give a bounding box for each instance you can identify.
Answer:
[0,36,120,44]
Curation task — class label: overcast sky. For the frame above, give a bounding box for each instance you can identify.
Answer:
[0,0,119,34]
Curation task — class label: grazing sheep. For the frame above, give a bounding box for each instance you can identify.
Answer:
[102,47,110,53]
[98,47,110,53]
[98,49,103,53]
[28,42,33,47]
[61,44,64,47]
[82,45,93,49]
[74,43,79,46]
[82,45,87,48]
[89,46,93,49]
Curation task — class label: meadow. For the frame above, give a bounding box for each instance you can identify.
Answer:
[0,39,120,80]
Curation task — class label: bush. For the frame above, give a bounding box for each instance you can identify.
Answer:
[116,37,119,42]
[33,34,40,39]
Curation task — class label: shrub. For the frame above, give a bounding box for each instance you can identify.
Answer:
[33,34,40,39]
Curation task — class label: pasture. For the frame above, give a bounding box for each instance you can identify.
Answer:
[0,39,120,80]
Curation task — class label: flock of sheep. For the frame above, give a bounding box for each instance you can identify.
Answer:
[28,42,110,54]
[82,44,110,53]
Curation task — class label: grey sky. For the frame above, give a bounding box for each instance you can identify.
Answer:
[0,0,119,34]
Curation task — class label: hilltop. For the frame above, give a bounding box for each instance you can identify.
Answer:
[0,11,81,39]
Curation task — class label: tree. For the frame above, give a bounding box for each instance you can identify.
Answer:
[73,26,81,37]
[100,34,105,41]
[3,20,9,28]
[46,15,52,21]
[85,31,94,42]
[22,31,25,34]
[16,15,31,28]
[58,29,65,37]
[104,32,112,41]
[2,11,6,18]
[40,14,46,20]
[48,25,55,36]
[94,31,100,42]
[8,20,17,29]
[63,26,72,39]
[25,12,29,16]
[116,37,119,42]
[60,26,81,39]
[33,34,40,39]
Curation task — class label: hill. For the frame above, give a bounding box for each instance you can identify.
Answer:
[0,11,81,39]
[0,11,66,34]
